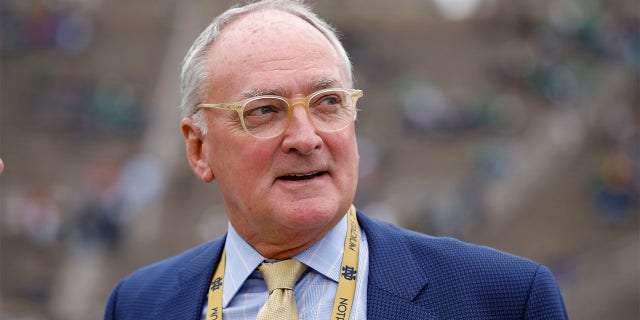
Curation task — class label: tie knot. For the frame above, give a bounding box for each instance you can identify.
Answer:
[258,260,307,292]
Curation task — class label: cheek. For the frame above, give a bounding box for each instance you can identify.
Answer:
[328,131,359,175]
[342,130,359,159]
[212,137,275,181]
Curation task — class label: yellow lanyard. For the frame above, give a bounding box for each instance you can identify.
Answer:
[206,205,360,320]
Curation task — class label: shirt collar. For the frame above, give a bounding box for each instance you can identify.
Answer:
[222,215,347,306]
[294,215,345,283]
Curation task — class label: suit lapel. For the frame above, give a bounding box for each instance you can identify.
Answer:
[367,284,438,320]
[154,237,226,319]
[359,212,438,320]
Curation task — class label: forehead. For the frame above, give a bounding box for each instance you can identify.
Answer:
[205,10,345,100]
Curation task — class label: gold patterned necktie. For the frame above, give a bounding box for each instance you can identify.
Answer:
[256,259,307,320]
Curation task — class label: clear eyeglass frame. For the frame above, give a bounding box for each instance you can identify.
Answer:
[195,88,364,139]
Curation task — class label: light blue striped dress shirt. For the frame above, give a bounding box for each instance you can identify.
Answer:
[201,214,369,320]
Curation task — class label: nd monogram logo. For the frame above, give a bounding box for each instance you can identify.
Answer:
[341,265,357,280]
[210,277,223,291]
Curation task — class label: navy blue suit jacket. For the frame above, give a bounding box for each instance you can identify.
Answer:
[105,211,568,319]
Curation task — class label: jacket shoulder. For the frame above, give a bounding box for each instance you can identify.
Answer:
[104,237,225,319]
[360,212,540,273]
[124,237,223,286]
[359,212,567,319]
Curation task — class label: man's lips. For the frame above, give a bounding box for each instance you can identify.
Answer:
[277,171,328,181]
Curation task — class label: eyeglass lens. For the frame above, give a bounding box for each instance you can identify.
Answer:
[241,90,355,138]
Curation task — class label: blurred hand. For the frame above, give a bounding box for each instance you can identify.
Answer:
[0,158,4,174]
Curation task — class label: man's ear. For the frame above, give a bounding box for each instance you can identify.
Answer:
[181,117,215,183]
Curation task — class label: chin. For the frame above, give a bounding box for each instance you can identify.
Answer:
[278,199,345,230]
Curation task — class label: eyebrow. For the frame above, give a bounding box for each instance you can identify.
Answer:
[239,78,341,99]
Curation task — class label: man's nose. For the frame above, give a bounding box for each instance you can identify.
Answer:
[280,105,322,155]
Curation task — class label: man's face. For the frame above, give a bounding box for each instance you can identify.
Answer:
[190,11,359,250]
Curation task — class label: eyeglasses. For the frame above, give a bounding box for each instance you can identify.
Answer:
[196,88,363,139]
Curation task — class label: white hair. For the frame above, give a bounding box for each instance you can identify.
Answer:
[179,0,354,133]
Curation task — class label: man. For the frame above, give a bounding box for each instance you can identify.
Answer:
[105,1,568,319]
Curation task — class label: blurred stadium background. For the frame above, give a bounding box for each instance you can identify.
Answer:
[1,0,638,319]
